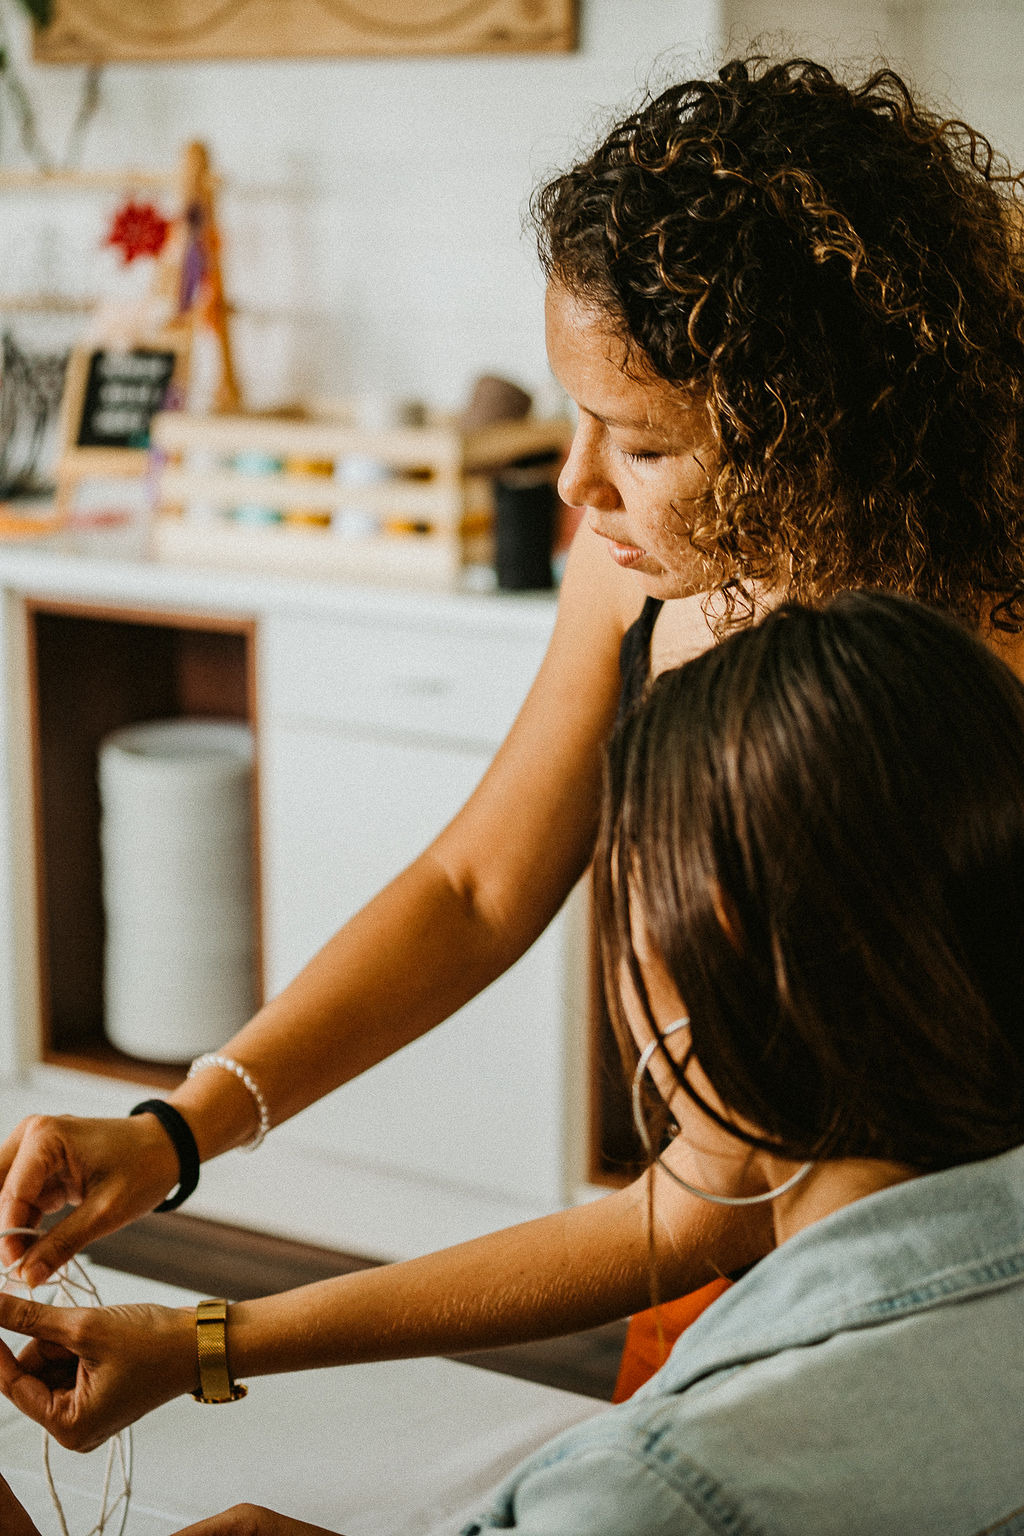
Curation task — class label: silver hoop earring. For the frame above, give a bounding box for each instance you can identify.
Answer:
[631,1017,814,1207]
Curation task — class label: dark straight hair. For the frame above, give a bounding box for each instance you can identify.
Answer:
[595,591,1024,1170]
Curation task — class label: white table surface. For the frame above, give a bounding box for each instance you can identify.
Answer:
[0,1264,603,1536]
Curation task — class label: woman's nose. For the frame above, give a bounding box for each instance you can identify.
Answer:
[557,419,621,512]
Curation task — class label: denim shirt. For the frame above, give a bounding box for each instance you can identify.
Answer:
[463,1145,1024,1535]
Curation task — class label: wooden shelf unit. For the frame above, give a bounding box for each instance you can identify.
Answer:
[150,411,571,588]
[26,600,260,1085]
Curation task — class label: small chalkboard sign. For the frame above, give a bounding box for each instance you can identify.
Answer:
[75,348,178,450]
[55,337,190,516]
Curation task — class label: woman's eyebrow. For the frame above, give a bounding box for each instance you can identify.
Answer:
[579,402,666,431]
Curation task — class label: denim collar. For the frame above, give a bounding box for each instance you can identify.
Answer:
[636,1142,1024,1402]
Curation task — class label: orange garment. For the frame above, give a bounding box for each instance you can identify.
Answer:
[612,1278,733,1403]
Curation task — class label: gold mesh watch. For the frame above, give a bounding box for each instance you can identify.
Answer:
[192,1298,248,1403]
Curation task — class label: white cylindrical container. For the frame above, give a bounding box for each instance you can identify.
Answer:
[98,717,256,1062]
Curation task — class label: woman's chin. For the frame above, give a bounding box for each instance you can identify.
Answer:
[630,563,711,602]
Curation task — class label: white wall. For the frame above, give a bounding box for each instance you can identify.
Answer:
[722,0,1024,166]
[5,2,1021,418]
[0,1,721,415]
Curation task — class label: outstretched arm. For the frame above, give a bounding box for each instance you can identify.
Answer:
[0,1153,768,1452]
[0,523,639,1285]
[226,1159,768,1375]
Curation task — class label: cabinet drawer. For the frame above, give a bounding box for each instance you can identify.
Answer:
[262,721,571,1208]
[263,611,552,746]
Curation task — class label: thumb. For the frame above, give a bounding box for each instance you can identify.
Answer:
[0,1297,80,1432]
[16,1203,113,1289]
[0,1292,76,1347]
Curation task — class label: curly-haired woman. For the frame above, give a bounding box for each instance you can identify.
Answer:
[0,57,1023,1440]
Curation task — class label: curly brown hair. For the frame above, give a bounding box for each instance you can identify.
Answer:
[534,57,1024,630]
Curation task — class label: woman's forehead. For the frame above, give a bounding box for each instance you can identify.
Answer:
[544,281,704,433]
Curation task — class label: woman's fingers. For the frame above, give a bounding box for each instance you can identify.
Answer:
[0,1118,70,1264]
[0,1295,197,1450]
[0,1114,180,1284]
[0,1340,65,1429]
[0,1295,82,1427]
[12,1202,115,1292]
[0,1474,43,1536]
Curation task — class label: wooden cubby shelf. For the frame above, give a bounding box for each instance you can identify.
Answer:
[26,600,260,1086]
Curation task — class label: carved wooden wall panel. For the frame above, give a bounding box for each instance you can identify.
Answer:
[34,0,577,61]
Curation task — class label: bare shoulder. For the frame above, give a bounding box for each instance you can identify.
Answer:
[984,622,1024,684]
[649,591,718,679]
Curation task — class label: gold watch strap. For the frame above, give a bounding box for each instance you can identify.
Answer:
[192,1298,248,1403]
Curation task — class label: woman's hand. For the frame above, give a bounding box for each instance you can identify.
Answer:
[1,1473,342,1536]
[0,1474,42,1536]
[0,1113,180,1286]
[0,1294,197,1450]
[173,1508,342,1536]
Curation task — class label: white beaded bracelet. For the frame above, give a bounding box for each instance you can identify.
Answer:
[188,1053,271,1151]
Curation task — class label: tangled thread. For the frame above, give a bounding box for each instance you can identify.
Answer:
[0,1229,132,1536]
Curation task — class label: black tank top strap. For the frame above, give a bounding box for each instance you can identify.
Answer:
[617,596,664,724]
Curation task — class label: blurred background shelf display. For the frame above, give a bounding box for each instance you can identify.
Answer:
[150,408,571,588]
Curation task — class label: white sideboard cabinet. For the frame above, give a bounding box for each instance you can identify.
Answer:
[0,540,593,1260]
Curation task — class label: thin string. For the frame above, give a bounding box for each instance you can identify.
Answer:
[0,1230,132,1536]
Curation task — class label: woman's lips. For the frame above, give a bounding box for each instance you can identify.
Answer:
[607,541,644,568]
[589,519,644,568]
[593,527,646,568]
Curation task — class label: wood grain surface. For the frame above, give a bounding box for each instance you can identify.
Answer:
[34,0,577,61]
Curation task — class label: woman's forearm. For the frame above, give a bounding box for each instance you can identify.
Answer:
[0,1161,769,1453]
[163,849,545,1161]
[227,1174,768,1378]
[163,524,628,1164]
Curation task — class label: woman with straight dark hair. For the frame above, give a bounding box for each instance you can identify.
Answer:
[469,589,1024,1532]
[4,589,1023,1533]
[465,590,1024,1532]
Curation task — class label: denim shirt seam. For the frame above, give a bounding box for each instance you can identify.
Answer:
[650,1241,1024,1401]
[461,1421,762,1536]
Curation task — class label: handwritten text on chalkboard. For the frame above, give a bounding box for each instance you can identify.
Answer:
[75,350,177,450]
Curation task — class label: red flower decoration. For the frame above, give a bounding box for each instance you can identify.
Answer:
[105,200,171,264]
